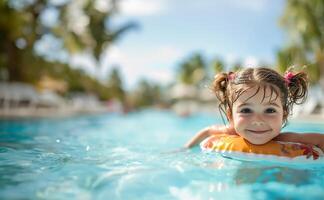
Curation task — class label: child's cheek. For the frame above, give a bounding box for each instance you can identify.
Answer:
[234,115,249,126]
[266,115,283,125]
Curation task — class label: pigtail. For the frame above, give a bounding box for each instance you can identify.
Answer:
[212,72,233,121]
[213,73,229,102]
[285,71,308,106]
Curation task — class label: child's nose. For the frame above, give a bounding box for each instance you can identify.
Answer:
[252,114,265,126]
[251,121,265,126]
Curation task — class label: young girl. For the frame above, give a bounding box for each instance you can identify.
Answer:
[185,67,324,153]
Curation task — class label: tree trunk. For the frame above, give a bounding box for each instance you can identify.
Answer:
[6,40,22,81]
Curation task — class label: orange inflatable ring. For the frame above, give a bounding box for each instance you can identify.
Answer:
[200,134,323,163]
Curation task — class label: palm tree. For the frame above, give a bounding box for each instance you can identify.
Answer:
[106,67,125,101]
[276,45,306,72]
[0,0,46,81]
[0,0,138,82]
[279,0,324,85]
[58,1,138,65]
[210,57,225,74]
[177,53,207,85]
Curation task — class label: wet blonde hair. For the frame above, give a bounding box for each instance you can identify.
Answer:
[212,67,308,126]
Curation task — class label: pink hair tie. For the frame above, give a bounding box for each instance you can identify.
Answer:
[284,72,294,85]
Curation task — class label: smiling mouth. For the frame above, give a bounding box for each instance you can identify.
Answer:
[246,129,271,134]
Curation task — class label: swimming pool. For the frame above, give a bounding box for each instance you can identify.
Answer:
[0,110,324,199]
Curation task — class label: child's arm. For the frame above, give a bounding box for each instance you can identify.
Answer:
[275,132,324,151]
[185,125,235,148]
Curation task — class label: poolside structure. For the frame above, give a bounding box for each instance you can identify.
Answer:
[170,83,217,116]
[0,82,69,118]
[0,82,40,109]
[0,82,108,118]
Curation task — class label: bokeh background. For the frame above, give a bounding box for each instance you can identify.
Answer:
[1,0,323,118]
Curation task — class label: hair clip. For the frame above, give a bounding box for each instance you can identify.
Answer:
[284,71,294,85]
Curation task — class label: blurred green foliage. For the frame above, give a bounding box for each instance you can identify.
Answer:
[129,80,163,108]
[277,0,324,84]
[211,58,225,74]
[0,0,137,101]
[106,67,125,102]
[177,53,207,85]
[1,0,323,111]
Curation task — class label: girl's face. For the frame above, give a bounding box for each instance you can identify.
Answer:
[230,85,284,145]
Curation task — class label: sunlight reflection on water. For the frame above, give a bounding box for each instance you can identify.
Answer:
[0,110,324,199]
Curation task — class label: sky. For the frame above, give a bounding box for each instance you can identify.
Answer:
[68,0,287,89]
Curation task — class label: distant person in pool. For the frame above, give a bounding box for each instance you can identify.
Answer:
[185,67,324,152]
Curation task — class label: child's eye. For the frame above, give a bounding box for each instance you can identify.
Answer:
[265,108,276,113]
[240,108,252,113]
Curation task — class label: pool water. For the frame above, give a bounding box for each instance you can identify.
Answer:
[0,110,324,199]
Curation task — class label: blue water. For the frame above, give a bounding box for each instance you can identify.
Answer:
[0,110,324,200]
